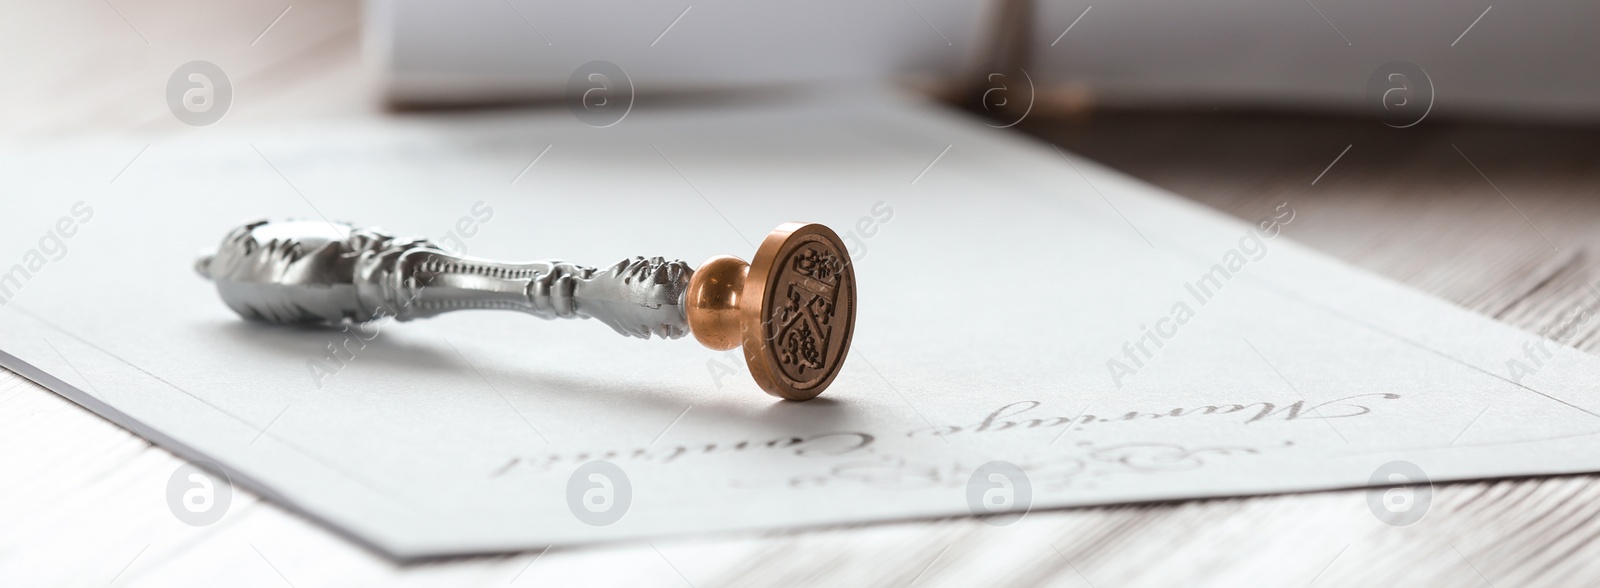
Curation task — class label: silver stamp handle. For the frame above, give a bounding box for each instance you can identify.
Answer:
[196,220,692,340]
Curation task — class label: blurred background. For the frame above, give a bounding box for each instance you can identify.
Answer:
[6,0,1600,135]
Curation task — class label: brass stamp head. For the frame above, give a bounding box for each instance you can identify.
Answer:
[686,255,748,351]
[686,223,856,401]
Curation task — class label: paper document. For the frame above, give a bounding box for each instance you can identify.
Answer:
[2,92,1598,559]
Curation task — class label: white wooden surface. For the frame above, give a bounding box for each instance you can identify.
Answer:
[5,1,1600,585]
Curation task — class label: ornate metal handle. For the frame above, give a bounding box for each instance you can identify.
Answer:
[196,219,856,400]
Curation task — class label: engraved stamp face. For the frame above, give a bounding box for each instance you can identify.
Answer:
[750,226,855,399]
[770,240,849,386]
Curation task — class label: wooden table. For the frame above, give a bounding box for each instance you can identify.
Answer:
[5,2,1600,585]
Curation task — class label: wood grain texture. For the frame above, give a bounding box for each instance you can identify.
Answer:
[5,1,1600,585]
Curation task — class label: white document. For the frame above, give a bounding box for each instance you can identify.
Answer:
[2,92,1598,559]
[368,0,988,104]
[368,0,1600,121]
